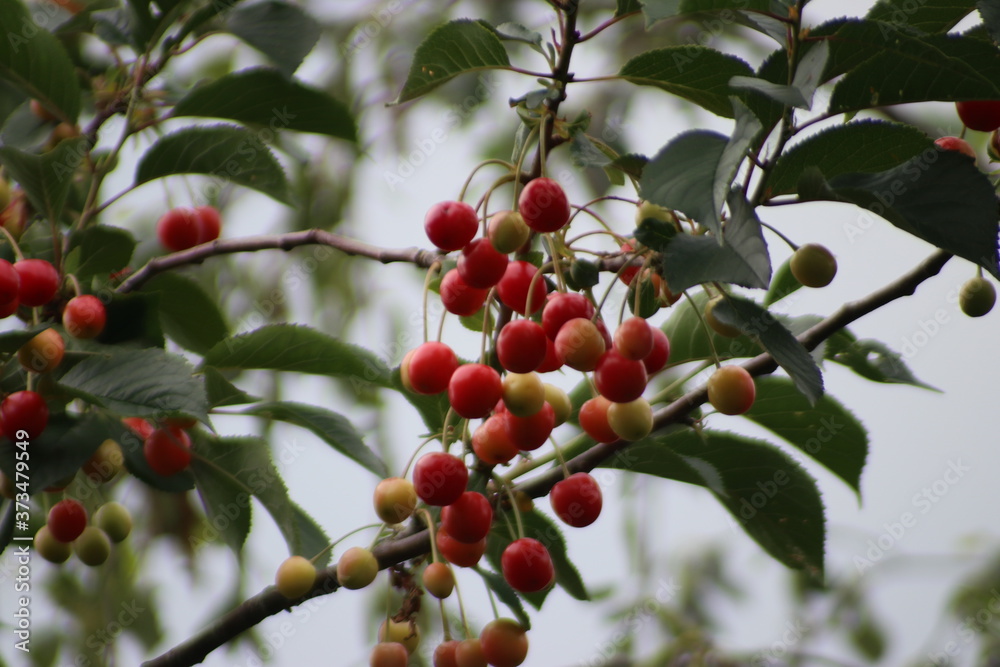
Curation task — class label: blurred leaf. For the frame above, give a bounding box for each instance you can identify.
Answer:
[495,22,544,54]
[0,413,111,493]
[135,125,290,204]
[391,368,451,435]
[763,258,801,306]
[824,330,940,391]
[190,445,251,553]
[223,1,320,77]
[142,273,230,356]
[569,131,613,168]
[238,401,387,477]
[394,19,511,104]
[65,226,135,281]
[475,568,532,629]
[203,367,260,407]
[616,0,642,16]
[980,0,1000,43]
[0,138,88,223]
[173,68,356,142]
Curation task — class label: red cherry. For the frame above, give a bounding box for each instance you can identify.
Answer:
[434,640,461,667]
[413,452,468,506]
[472,415,520,465]
[448,364,502,419]
[535,337,563,373]
[14,259,60,307]
[123,416,155,440]
[0,296,17,318]
[406,342,459,395]
[436,526,486,567]
[1,391,48,439]
[457,238,509,288]
[642,328,671,374]
[541,292,595,340]
[0,259,19,306]
[501,538,554,593]
[143,426,192,476]
[956,100,1000,132]
[47,499,87,542]
[424,201,479,251]
[496,320,546,373]
[503,403,555,451]
[441,491,493,543]
[619,239,640,285]
[63,295,107,339]
[496,261,547,315]
[594,350,648,403]
[578,396,618,443]
[480,619,529,667]
[156,208,201,252]
[518,177,570,233]
[614,317,653,361]
[194,205,222,243]
[554,317,606,372]
[550,472,603,527]
[440,269,489,316]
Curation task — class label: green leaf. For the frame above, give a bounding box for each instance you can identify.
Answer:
[641,0,781,26]
[238,401,387,477]
[824,330,940,391]
[867,0,976,35]
[223,1,320,78]
[766,121,934,198]
[203,367,260,407]
[731,41,828,110]
[616,0,642,16]
[711,295,824,404]
[135,125,290,204]
[805,151,1000,279]
[173,68,356,142]
[486,509,589,608]
[142,273,230,356]
[64,226,135,281]
[744,376,868,496]
[633,217,677,252]
[394,19,511,104]
[606,429,825,576]
[58,347,210,423]
[495,22,544,54]
[0,0,81,122]
[474,568,532,629]
[763,258,801,306]
[569,131,613,169]
[0,138,88,223]
[661,291,764,364]
[203,324,392,390]
[391,368,451,435]
[619,47,755,118]
[99,292,164,349]
[659,191,771,292]
[980,0,1000,43]
[190,446,251,552]
[190,434,330,563]
[0,324,46,354]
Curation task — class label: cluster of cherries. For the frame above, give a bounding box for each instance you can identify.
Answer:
[34,497,132,566]
[155,205,222,252]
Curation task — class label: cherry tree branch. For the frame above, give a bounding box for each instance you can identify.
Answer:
[143,249,952,667]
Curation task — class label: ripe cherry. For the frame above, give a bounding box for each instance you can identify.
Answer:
[337,546,379,589]
[579,396,618,444]
[440,269,489,316]
[480,618,529,667]
[0,259,18,306]
[434,640,461,667]
[436,526,486,567]
[935,136,976,159]
[17,327,64,373]
[551,473,603,527]
[455,638,487,667]
[275,555,316,598]
[956,100,1000,132]
[63,294,107,339]
[373,477,418,524]
[503,403,555,451]
[156,208,201,251]
[123,416,155,440]
[541,292,595,340]
[496,261,547,315]
[535,337,563,373]
[425,201,479,251]
[614,316,653,360]
[554,317,606,371]
[194,205,221,243]
[790,243,837,288]
[518,177,570,233]
[488,210,530,254]
[594,349,648,403]
[441,491,493,543]
[143,426,192,476]
[14,259,60,307]
[960,276,996,317]
[472,415,520,465]
[47,499,87,542]
[413,452,468,506]
[370,642,409,667]
[642,327,671,374]
[501,538,554,593]
[458,238,509,288]
[1,390,49,439]
[448,364,502,419]
[607,397,654,441]
[496,320,546,373]
[707,365,756,415]
[406,342,459,395]
[423,561,455,599]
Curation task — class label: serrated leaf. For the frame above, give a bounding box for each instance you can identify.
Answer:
[734,40,826,109]
[190,434,330,562]
[135,125,290,204]
[712,296,824,404]
[744,376,868,496]
[659,191,771,292]
[604,429,825,577]
[639,131,727,235]
[0,138,88,223]
[868,0,976,35]
[190,446,251,552]
[394,20,511,104]
[980,0,1000,43]
[65,225,135,281]
[223,1,320,78]
[0,0,81,122]
[619,47,755,118]
[203,324,392,390]
[824,330,940,390]
[633,217,676,252]
[661,291,764,364]
[763,258,801,306]
[58,347,210,423]
[173,68,356,142]
[142,273,230,356]
[238,401,387,477]
[204,367,260,407]
[767,121,934,198]
[474,568,532,629]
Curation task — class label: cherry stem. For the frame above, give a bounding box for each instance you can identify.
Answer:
[458,159,517,203]
[417,509,441,563]
[401,435,444,478]
[501,477,526,540]
[648,360,713,405]
[543,233,567,292]
[440,408,457,453]
[549,435,571,478]
[482,577,501,620]
[421,262,442,344]
[453,570,473,639]
[511,125,541,209]
[683,290,725,369]
[317,522,383,562]
[479,290,497,365]
[0,225,23,261]
[439,599,452,641]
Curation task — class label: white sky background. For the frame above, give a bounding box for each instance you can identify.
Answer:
[4,1,1000,666]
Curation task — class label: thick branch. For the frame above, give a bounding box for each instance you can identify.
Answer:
[144,249,952,667]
